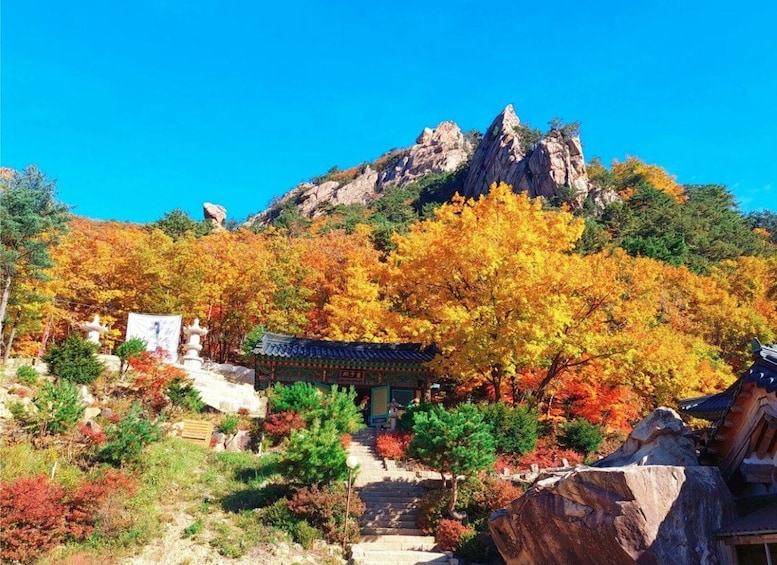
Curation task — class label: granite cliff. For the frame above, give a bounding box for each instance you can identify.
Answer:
[247,105,613,228]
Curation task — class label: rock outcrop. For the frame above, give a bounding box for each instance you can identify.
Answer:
[288,166,381,218]
[515,130,589,207]
[592,407,700,468]
[246,121,473,226]
[378,121,472,188]
[463,104,592,207]
[489,408,737,565]
[461,104,528,199]
[246,104,613,227]
[203,202,227,229]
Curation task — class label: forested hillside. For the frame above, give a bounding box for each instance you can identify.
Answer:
[2,160,775,428]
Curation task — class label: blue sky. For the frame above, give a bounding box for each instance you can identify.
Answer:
[2,0,775,223]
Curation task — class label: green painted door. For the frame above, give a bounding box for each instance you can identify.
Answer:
[370,385,390,426]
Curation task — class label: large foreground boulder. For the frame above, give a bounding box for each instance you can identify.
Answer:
[489,408,736,564]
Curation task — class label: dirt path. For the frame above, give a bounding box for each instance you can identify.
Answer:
[120,507,344,565]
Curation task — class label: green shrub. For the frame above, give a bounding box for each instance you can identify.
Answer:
[457,530,494,562]
[182,518,203,538]
[240,325,265,358]
[33,380,85,434]
[8,400,29,424]
[219,414,240,435]
[43,335,104,384]
[269,382,321,415]
[97,402,164,466]
[291,520,320,549]
[559,418,604,457]
[260,499,297,532]
[116,338,147,376]
[15,365,39,387]
[478,402,538,456]
[319,385,364,435]
[165,378,205,412]
[397,399,434,431]
[269,382,364,435]
[280,420,348,486]
[408,403,496,517]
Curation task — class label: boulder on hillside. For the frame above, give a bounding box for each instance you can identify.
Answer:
[488,408,736,565]
[203,202,227,229]
[592,407,700,468]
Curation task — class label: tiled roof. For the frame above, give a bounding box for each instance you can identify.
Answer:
[717,501,777,537]
[253,332,437,364]
[678,389,734,421]
[680,341,777,420]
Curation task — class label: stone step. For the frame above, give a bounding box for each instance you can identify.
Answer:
[357,477,424,486]
[350,549,451,565]
[359,486,425,495]
[354,534,436,551]
[362,504,418,513]
[359,495,424,505]
[362,513,419,523]
[361,527,428,536]
[356,469,421,480]
[361,519,419,529]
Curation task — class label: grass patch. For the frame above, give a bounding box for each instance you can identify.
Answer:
[0,443,85,489]
[209,513,280,558]
[200,451,284,513]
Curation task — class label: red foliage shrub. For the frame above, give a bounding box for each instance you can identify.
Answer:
[8,386,29,398]
[78,421,106,444]
[0,470,138,563]
[470,476,523,512]
[435,519,473,552]
[517,436,583,469]
[493,454,519,475]
[417,489,449,534]
[0,476,72,563]
[375,430,412,460]
[263,410,305,445]
[70,470,137,538]
[288,484,364,544]
[340,433,352,449]
[129,349,187,414]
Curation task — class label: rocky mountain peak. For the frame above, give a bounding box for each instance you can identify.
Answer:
[246,104,612,228]
[461,104,529,199]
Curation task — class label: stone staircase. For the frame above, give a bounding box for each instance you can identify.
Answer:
[348,428,453,565]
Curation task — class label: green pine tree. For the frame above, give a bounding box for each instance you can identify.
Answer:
[408,403,496,517]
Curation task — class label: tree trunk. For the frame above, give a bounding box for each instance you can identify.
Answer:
[3,309,23,363]
[3,325,16,364]
[535,353,565,404]
[490,365,503,403]
[0,273,13,354]
[448,475,459,518]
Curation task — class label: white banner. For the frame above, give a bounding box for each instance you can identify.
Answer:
[126,313,182,361]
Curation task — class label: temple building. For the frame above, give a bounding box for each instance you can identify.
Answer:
[680,340,777,564]
[252,332,437,426]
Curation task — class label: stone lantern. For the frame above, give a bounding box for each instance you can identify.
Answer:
[182,318,208,370]
[81,315,108,346]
